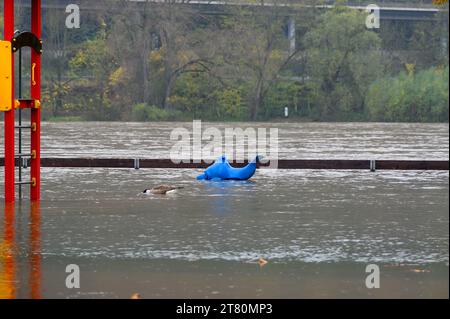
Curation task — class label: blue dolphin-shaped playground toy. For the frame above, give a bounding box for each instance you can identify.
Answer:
[196,155,260,181]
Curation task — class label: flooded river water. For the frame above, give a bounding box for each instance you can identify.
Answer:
[0,122,448,298]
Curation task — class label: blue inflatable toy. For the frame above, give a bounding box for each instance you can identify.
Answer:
[196,155,260,181]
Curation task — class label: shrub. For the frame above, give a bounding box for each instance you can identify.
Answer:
[366,66,449,122]
[131,104,184,121]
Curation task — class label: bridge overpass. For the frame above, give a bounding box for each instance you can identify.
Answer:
[14,0,447,21]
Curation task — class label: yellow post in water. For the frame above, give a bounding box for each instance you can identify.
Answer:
[0,40,12,112]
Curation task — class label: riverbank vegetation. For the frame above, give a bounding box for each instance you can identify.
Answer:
[4,0,449,122]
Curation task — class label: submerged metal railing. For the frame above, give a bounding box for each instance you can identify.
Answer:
[0,158,448,171]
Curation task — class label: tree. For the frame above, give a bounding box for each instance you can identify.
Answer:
[107,0,215,110]
[69,26,120,120]
[42,2,73,117]
[151,1,214,109]
[11,0,445,123]
[303,4,382,119]
[41,0,106,118]
[220,1,306,120]
[107,0,155,106]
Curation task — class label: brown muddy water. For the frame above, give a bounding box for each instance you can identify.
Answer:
[0,122,449,298]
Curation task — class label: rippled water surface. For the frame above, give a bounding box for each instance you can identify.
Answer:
[1,122,448,159]
[0,122,448,298]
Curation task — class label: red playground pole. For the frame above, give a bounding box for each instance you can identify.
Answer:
[30,0,41,201]
[3,0,15,203]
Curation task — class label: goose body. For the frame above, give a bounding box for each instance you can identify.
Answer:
[258,257,268,267]
[143,185,183,195]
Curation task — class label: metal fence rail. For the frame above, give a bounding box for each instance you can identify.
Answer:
[1,158,448,170]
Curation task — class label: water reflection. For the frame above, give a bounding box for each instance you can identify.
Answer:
[29,202,42,299]
[0,203,42,299]
[200,180,257,215]
[0,203,15,299]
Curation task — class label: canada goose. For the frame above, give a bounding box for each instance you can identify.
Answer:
[143,185,184,195]
[258,257,268,267]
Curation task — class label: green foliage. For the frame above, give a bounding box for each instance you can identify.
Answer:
[28,1,449,123]
[366,66,449,122]
[304,5,383,119]
[69,32,116,80]
[263,81,303,119]
[169,72,210,118]
[131,104,185,121]
[169,72,247,120]
[68,29,125,120]
[213,88,245,120]
[220,4,293,120]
